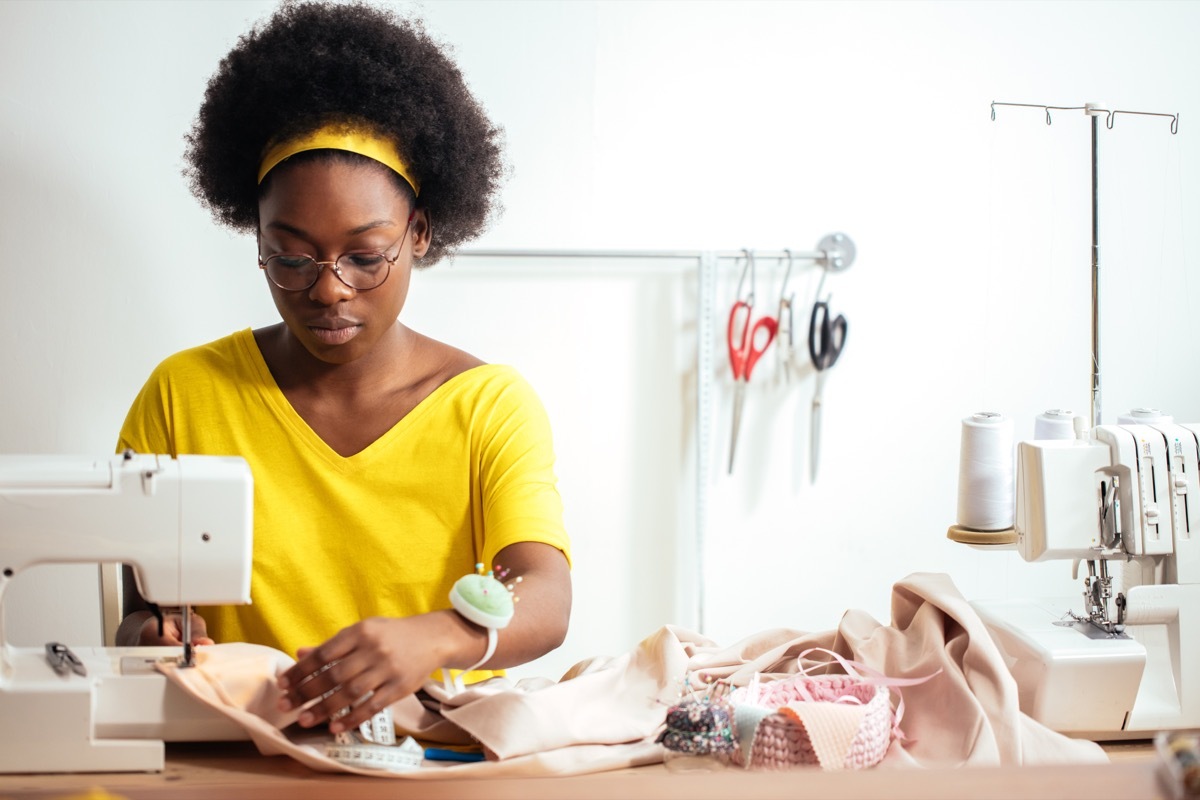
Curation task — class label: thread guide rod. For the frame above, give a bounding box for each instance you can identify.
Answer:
[990,101,1179,429]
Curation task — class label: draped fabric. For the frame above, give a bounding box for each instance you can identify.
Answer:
[158,573,1106,778]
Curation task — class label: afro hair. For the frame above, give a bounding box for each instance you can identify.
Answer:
[183,1,506,265]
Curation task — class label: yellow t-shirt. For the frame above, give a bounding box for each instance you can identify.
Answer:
[117,328,570,673]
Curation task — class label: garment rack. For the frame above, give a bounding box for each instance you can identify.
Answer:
[452,238,855,633]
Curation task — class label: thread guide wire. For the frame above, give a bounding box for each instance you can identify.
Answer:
[991,101,1179,134]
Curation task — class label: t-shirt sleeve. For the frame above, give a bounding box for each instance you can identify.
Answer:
[477,373,571,571]
[115,361,176,457]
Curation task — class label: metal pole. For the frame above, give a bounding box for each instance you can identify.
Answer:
[1089,108,1101,429]
[695,252,717,634]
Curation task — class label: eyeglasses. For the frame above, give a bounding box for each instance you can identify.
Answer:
[258,215,413,292]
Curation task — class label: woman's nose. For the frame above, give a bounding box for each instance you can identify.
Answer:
[307,262,355,305]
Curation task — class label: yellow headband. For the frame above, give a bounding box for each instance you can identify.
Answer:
[256,126,420,196]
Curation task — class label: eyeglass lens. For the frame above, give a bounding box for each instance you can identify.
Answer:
[264,252,391,291]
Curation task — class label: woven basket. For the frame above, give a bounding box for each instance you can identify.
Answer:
[730,673,894,770]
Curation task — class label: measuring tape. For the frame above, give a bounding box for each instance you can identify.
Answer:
[325,707,423,772]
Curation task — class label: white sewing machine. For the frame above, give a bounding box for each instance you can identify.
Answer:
[971,421,1200,739]
[0,452,254,772]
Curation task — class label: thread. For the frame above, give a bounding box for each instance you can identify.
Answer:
[1034,409,1078,440]
[956,412,1015,531]
[1117,408,1173,426]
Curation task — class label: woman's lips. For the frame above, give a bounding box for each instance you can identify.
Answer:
[308,322,362,345]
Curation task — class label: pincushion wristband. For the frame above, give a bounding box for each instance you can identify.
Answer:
[444,564,521,693]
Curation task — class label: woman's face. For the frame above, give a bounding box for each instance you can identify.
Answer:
[257,158,430,365]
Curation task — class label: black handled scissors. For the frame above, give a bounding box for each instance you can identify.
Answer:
[808,299,847,482]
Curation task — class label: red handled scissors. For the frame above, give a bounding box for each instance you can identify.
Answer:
[727,297,778,474]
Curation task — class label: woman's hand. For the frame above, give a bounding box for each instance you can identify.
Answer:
[276,613,465,734]
[120,609,215,647]
[276,541,571,735]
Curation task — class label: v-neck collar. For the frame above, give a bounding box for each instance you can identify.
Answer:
[234,328,493,470]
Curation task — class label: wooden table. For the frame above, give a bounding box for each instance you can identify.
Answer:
[0,741,1166,800]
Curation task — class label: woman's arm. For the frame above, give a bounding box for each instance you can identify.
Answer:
[462,539,572,667]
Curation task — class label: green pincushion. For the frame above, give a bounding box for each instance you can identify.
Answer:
[450,572,514,629]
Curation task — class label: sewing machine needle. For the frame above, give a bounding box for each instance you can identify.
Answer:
[181,605,195,668]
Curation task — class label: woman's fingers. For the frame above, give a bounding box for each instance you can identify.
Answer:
[289,656,384,729]
[277,621,429,731]
[320,668,408,734]
[187,610,214,646]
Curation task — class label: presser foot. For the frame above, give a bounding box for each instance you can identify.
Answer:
[1078,561,1129,636]
[1066,594,1130,639]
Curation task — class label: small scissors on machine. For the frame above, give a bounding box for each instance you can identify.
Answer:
[727,252,778,474]
[45,642,87,677]
[808,296,847,483]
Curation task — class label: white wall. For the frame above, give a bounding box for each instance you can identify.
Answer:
[2,1,1197,679]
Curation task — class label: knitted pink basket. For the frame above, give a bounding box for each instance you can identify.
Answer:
[723,648,938,771]
[730,673,893,770]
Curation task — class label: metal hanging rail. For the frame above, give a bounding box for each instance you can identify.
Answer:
[455,247,838,263]
[991,101,1179,429]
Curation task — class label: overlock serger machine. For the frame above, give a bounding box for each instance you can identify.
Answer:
[971,421,1200,739]
[0,452,254,772]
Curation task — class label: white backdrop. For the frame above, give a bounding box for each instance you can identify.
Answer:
[1,0,1197,681]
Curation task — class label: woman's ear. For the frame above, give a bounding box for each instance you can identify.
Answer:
[411,208,432,259]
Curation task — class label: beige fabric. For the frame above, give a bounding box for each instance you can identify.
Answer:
[157,573,1107,778]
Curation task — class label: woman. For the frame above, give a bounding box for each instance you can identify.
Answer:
[115,1,571,738]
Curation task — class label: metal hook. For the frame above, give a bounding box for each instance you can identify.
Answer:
[779,249,795,303]
[814,265,829,303]
[812,233,854,302]
[1106,109,1180,134]
[735,249,756,305]
[777,249,796,383]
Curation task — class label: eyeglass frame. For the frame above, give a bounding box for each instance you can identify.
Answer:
[257,211,416,292]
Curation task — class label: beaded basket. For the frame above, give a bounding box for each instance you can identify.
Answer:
[729,673,895,771]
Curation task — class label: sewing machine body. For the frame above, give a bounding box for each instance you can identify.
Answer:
[1,645,248,772]
[0,453,254,772]
[973,422,1200,739]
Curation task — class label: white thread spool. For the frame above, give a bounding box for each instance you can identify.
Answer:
[956,412,1015,531]
[1034,409,1078,440]
[1118,407,1173,426]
